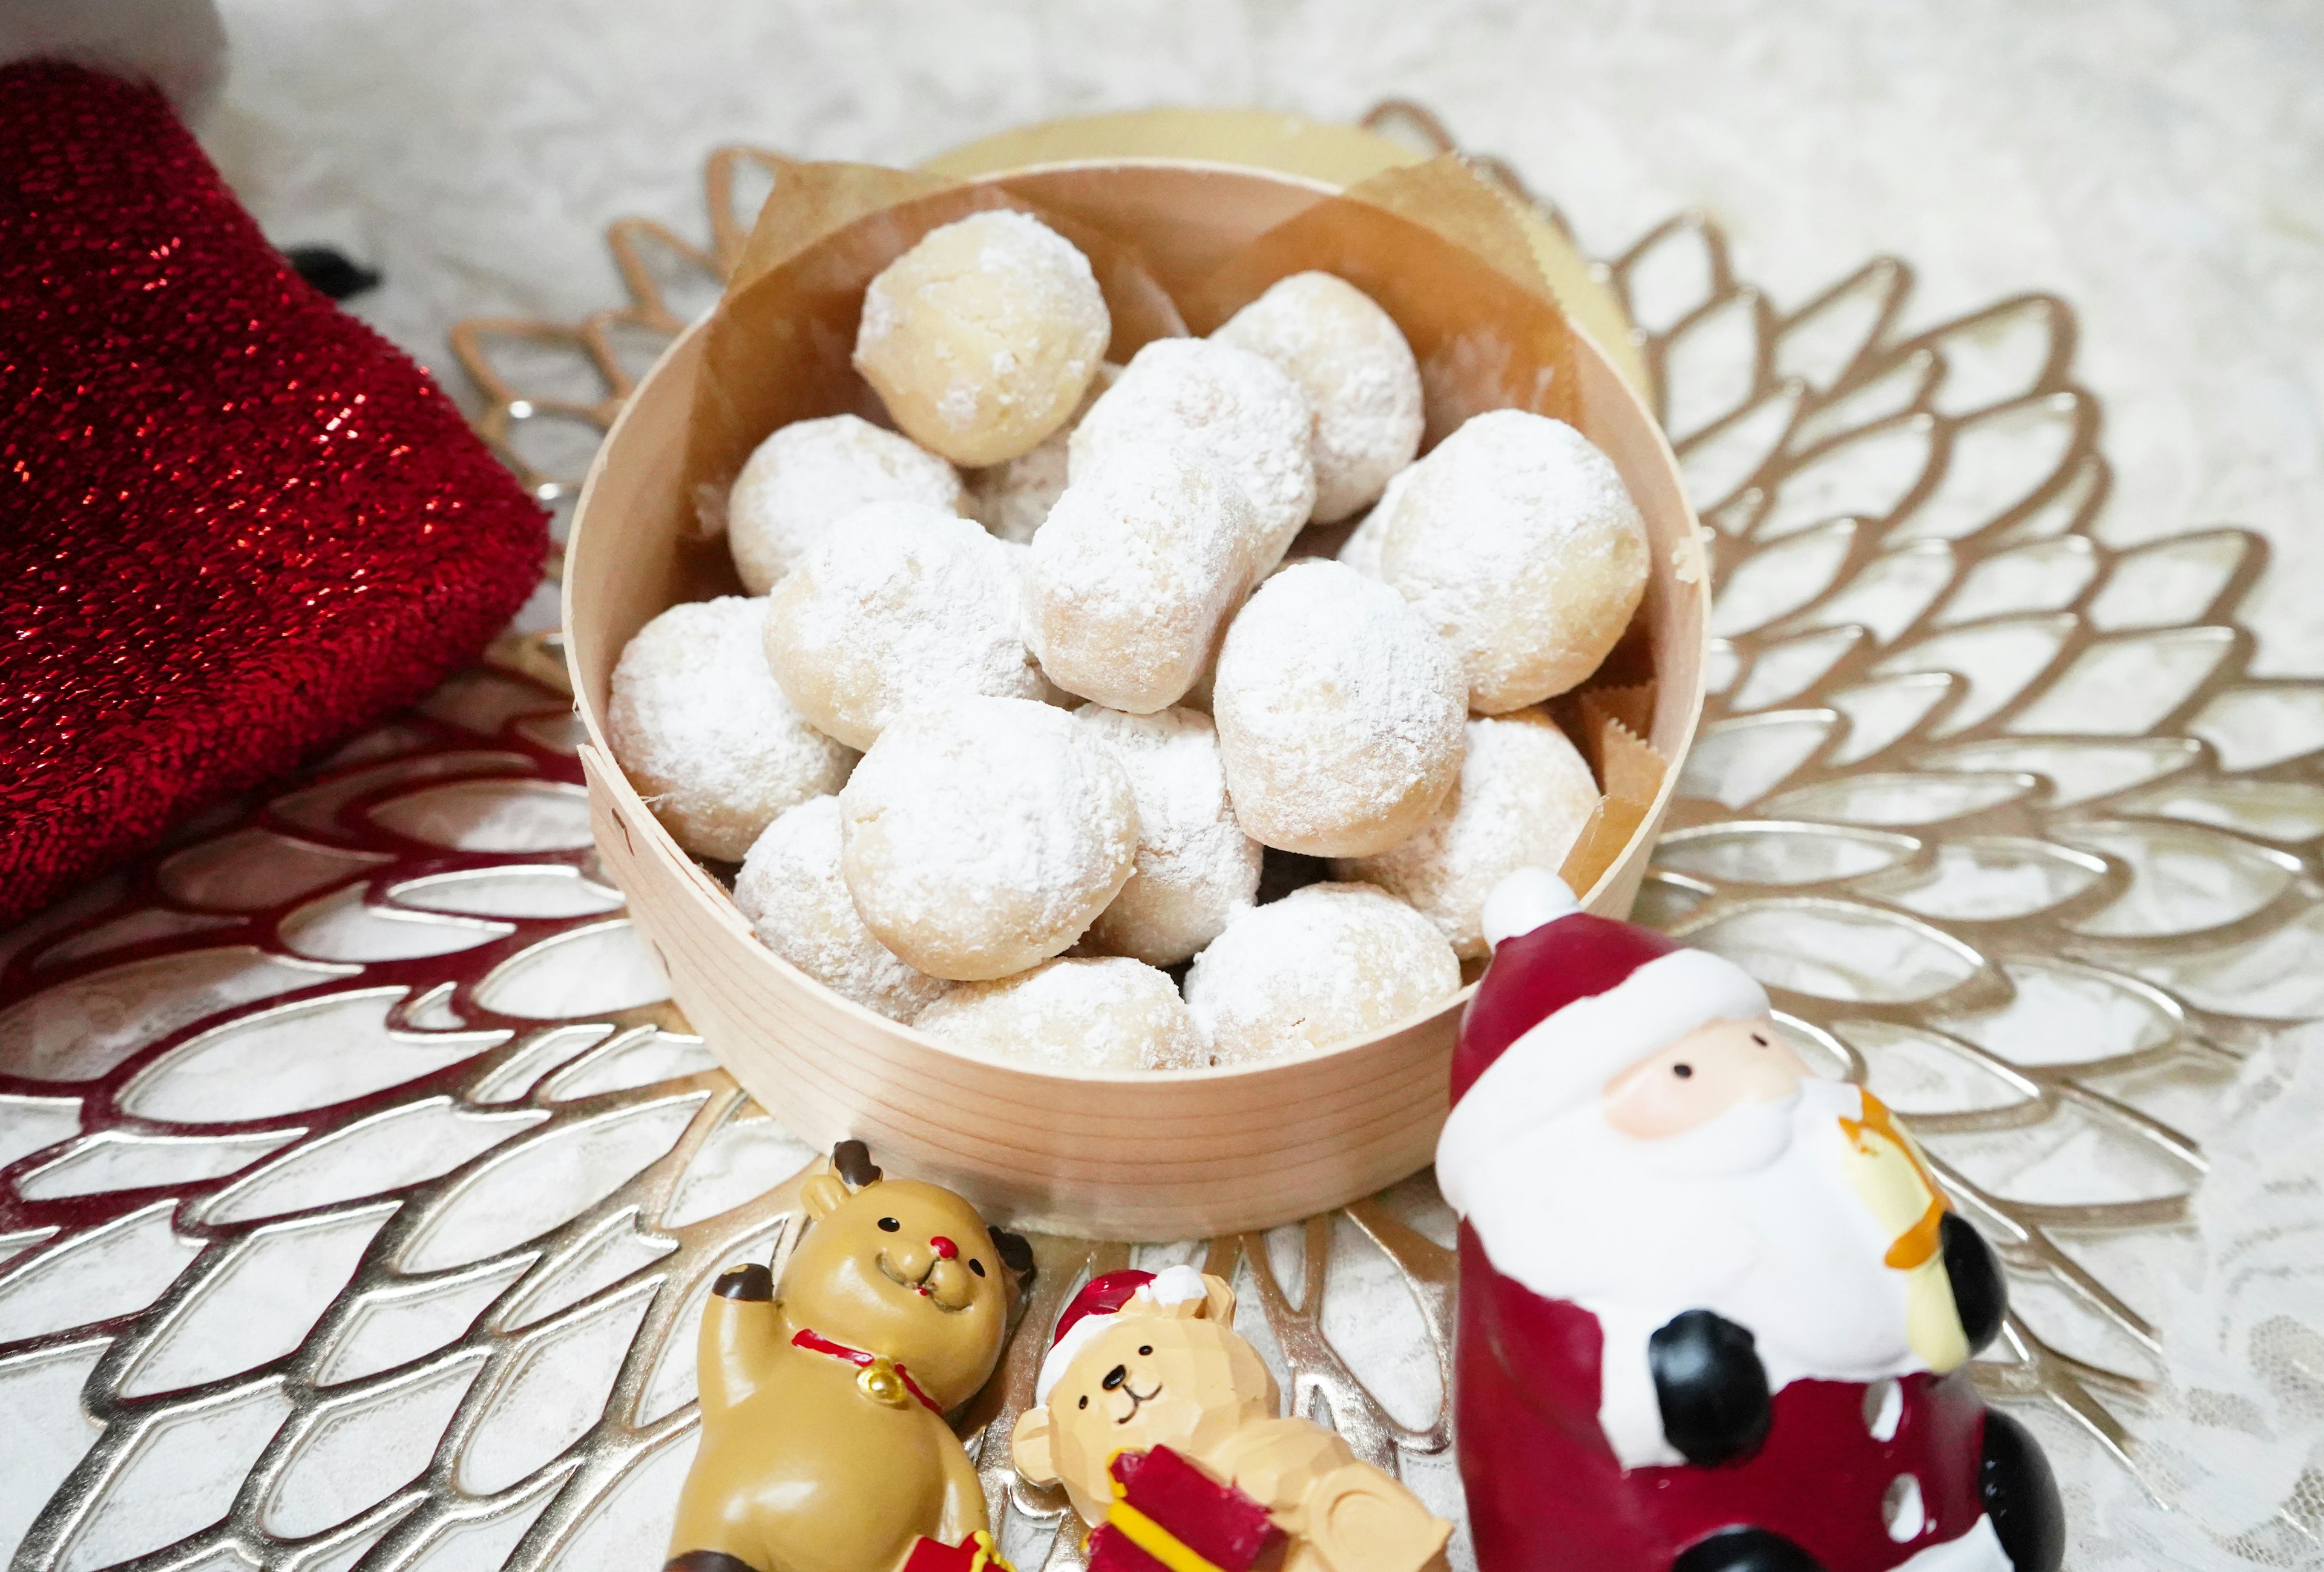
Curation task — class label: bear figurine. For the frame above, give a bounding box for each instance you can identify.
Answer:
[666,1142,1033,1572]
[1011,1264,1452,1572]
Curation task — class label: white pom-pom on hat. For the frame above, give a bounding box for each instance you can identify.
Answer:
[1481,866,1582,949]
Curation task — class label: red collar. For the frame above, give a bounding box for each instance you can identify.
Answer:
[790,1327,944,1413]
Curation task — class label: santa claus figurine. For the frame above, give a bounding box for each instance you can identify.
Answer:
[1438,870,2063,1572]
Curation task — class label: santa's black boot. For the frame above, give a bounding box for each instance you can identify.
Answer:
[1980,1409,2066,1572]
[1672,1527,1824,1572]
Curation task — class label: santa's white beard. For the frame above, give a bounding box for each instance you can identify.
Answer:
[1450,1076,1926,1470]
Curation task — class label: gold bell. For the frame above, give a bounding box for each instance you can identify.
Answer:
[858,1356,911,1408]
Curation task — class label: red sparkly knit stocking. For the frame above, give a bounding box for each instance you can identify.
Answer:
[0,58,547,926]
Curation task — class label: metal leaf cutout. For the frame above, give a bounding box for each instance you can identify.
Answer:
[0,116,2317,1571]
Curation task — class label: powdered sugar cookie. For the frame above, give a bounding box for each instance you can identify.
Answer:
[1333,461,1414,580]
[1211,560,1465,858]
[1184,883,1460,1064]
[724,414,964,594]
[1069,337,1315,573]
[1376,409,1649,712]
[763,501,1043,750]
[839,697,1138,981]
[1335,710,1599,959]
[732,795,948,1021]
[1212,272,1422,524]
[1024,441,1255,714]
[853,211,1111,467]
[914,956,1204,1071]
[607,596,855,863]
[967,362,1120,545]
[1074,705,1262,967]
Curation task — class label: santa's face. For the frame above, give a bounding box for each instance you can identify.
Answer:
[1601,1014,1805,1140]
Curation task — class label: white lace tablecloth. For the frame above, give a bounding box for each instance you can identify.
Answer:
[3,5,2323,1570]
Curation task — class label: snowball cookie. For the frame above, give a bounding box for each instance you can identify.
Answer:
[839,697,1138,981]
[1334,711,1599,959]
[1212,272,1423,525]
[1333,462,1415,580]
[764,502,1043,750]
[1377,410,1650,712]
[914,956,1205,1071]
[968,362,1120,545]
[1074,706,1262,967]
[732,796,950,1021]
[1211,561,1465,858]
[607,596,856,862]
[1025,441,1256,714]
[853,211,1111,467]
[724,414,965,594]
[1185,883,1460,1064]
[1070,337,1316,574]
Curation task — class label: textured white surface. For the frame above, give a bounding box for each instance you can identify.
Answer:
[199,0,2324,682]
[143,7,2324,1566]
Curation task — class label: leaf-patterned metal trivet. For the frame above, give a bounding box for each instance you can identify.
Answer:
[4,105,2319,1572]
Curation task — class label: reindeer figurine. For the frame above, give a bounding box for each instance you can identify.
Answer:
[666,1142,1033,1572]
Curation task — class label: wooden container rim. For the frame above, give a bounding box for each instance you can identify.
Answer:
[563,156,1707,1088]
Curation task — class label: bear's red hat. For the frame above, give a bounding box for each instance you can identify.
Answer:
[1053,1269,1154,1347]
[1038,1265,1208,1403]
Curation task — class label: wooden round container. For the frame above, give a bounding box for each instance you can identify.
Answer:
[565,160,1707,1238]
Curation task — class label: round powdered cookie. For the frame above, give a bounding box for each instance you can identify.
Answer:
[1333,461,1414,580]
[764,501,1043,750]
[1024,441,1255,714]
[1074,706,1262,967]
[853,211,1111,467]
[914,956,1205,1071]
[839,697,1138,981]
[967,361,1120,545]
[1069,337,1315,574]
[1335,711,1599,959]
[723,414,965,593]
[1210,560,1465,858]
[1184,883,1460,1064]
[1212,272,1422,524]
[1375,409,1649,712]
[606,596,856,862]
[732,795,950,1021]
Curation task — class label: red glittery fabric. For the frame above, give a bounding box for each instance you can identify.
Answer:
[0,62,547,926]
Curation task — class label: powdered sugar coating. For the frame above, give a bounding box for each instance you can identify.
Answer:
[1069,337,1316,574]
[1184,883,1460,1064]
[853,211,1111,467]
[763,501,1044,751]
[838,696,1138,981]
[606,596,856,862]
[914,956,1205,1071]
[967,361,1120,545]
[732,795,950,1021]
[1211,560,1465,858]
[1212,272,1423,524]
[1376,409,1650,712]
[1334,461,1414,580]
[1334,710,1600,959]
[1025,441,1255,714]
[1074,706,1262,967]
[724,414,965,593]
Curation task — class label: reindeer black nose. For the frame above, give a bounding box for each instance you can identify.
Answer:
[1103,1364,1128,1390]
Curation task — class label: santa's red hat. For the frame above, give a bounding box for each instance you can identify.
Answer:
[1037,1265,1207,1403]
[1437,870,1769,1206]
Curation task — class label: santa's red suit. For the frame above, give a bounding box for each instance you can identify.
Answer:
[1437,872,2061,1572]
